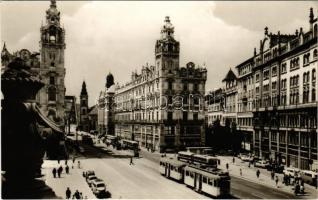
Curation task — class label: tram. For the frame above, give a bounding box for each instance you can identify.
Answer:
[183,165,230,197]
[160,157,186,181]
[177,151,220,168]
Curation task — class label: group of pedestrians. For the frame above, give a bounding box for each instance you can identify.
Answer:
[66,187,87,199]
[52,157,81,178]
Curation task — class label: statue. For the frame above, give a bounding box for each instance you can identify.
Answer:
[1,58,62,198]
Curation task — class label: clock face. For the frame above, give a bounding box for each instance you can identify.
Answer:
[50,35,56,42]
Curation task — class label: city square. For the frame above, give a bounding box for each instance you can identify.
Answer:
[1,0,318,199]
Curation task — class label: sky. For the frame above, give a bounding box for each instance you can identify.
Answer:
[1,1,317,106]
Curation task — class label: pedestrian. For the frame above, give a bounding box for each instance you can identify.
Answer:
[294,183,300,196]
[226,163,229,170]
[65,165,69,174]
[58,166,63,178]
[52,168,57,178]
[72,156,76,164]
[77,161,81,169]
[256,169,260,178]
[66,187,71,199]
[275,175,279,187]
[58,159,60,164]
[248,162,251,168]
[271,171,275,180]
[79,192,83,199]
[232,157,235,163]
[65,159,68,165]
[240,168,242,176]
[73,190,80,199]
[130,156,134,165]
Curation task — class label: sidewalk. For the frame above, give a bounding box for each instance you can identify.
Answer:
[41,160,95,199]
[218,156,318,199]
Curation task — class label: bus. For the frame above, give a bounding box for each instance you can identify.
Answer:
[160,157,186,181]
[186,147,215,155]
[184,165,230,198]
[121,139,139,150]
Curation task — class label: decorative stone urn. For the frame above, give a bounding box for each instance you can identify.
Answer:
[1,58,58,198]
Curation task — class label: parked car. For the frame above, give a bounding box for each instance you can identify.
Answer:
[300,170,318,186]
[283,167,301,177]
[239,154,253,162]
[86,175,98,187]
[84,170,95,179]
[254,160,270,168]
[91,179,106,195]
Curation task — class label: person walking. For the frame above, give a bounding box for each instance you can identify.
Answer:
[256,169,260,178]
[77,161,81,169]
[275,175,279,187]
[65,165,69,174]
[130,156,134,165]
[52,168,57,178]
[66,187,71,199]
[248,162,251,168]
[58,166,63,178]
[271,171,275,180]
[232,157,235,164]
[73,190,80,199]
[240,168,242,176]
[65,159,68,165]
[226,163,229,171]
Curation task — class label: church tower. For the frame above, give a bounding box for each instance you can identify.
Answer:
[155,16,180,75]
[80,81,89,132]
[39,0,66,125]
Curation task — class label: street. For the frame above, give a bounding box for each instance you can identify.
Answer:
[42,141,315,199]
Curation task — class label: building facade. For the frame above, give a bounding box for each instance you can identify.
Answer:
[205,88,224,126]
[253,9,318,170]
[1,0,66,127]
[114,17,207,152]
[211,8,317,170]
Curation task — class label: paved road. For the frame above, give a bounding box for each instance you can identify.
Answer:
[75,143,305,199]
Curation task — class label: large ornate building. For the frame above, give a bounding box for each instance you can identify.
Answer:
[1,0,66,126]
[206,8,317,170]
[114,17,207,152]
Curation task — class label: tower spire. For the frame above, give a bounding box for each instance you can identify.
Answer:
[50,0,57,8]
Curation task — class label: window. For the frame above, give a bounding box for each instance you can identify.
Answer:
[303,53,310,65]
[183,83,188,91]
[168,81,173,90]
[193,113,198,121]
[272,81,276,90]
[256,86,260,93]
[48,87,56,101]
[313,69,316,82]
[281,63,287,73]
[167,112,173,121]
[193,84,198,91]
[183,112,188,121]
[312,89,316,102]
[314,49,318,59]
[255,74,260,82]
[263,70,269,80]
[50,77,55,85]
[272,66,277,77]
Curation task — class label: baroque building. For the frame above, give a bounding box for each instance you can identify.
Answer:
[114,17,207,152]
[1,0,66,126]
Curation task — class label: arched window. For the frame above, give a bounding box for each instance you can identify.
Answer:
[48,86,56,101]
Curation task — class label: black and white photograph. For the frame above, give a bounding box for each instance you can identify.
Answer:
[1,0,318,199]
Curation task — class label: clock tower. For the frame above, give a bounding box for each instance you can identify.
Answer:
[39,0,66,125]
